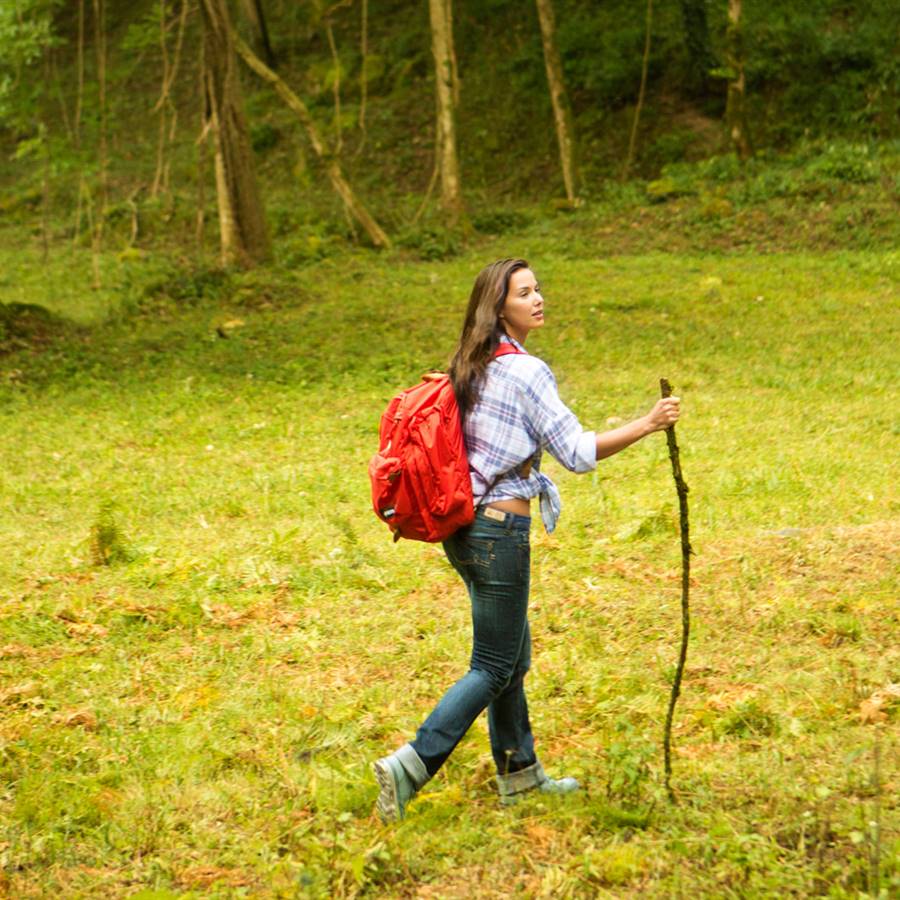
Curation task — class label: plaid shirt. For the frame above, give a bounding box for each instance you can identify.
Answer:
[466,336,596,533]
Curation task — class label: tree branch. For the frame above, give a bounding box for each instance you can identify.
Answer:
[231,29,391,248]
[660,376,691,802]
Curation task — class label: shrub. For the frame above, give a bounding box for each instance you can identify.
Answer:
[605,721,655,804]
[717,700,779,739]
[647,129,699,169]
[250,122,280,153]
[471,209,526,234]
[806,143,880,184]
[139,263,232,308]
[90,501,133,566]
[396,224,461,261]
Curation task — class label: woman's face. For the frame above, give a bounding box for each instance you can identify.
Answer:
[500,268,544,344]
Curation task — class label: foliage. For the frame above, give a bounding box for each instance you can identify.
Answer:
[138,262,232,307]
[604,720,655,805]
[1,0,898,242]
[89,501,133,566]
[716,699,780,739]
[742,0,900,141]
[647,141,893,211]
[396,223,461,261]
[556,0,683,106]
[806,142,881,184]
[0,0,62,126]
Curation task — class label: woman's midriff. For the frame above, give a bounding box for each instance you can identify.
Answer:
[486,498,531,517]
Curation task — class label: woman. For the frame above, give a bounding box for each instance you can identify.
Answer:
[373,258,680,822]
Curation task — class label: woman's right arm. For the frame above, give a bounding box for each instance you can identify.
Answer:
[593,396,680,460]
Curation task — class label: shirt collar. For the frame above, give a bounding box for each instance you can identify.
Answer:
[499,333,527,353]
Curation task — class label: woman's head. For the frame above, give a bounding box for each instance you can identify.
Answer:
[449,258,544,419]
[462,258,530,341]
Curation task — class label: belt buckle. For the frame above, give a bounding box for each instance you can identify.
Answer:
[483,506,505,522]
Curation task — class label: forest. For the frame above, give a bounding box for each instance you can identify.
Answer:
[1,0,898,270]
[0,0,898,897]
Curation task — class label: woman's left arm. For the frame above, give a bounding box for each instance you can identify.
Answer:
[593,396,680,460]
[519,361,680,468]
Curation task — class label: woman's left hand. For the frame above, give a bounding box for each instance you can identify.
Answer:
[645,396,681,432]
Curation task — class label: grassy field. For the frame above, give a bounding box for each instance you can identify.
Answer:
[0,233,898,897]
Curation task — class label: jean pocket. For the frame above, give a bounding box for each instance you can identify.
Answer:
[444,534,493,575]
[461,537,495,570]
[477,536,530,586]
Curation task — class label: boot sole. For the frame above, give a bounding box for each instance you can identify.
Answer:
[373,759,401,823]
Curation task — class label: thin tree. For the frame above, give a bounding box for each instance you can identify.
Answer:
[232,32,391,249]
[74,0,85,145]
[724,0,752,160]
[196,48,210,256]
[358,0,368,143]
[72,0,86,247]
[152,0,189,199]
[445,0,459,106]
[679,0,716,95]
[91,0,107,287]
[325,17,343,156]
[239,0,276,69]
[428,0,463,223]
[621,0,653,182]
[199,0,270,267]
[535,0,579,203]
[38,80,51,261]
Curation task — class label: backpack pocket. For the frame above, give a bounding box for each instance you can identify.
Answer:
[369,452,403,521]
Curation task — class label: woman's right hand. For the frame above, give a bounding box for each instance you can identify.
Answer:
[645,396,681,433]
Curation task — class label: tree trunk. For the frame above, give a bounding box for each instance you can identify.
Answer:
[92,0,107,211]
[445,0,460,106]
[232,32,391,249]
[239,0,276,69]
[91,0,107,286]
[535,0,579,203]
[199,0,270,267]
[428,0,463,222]
[75,0,84,146]
[679,0,716,95]
[196,65,210,256]
[325,21,342,156]
[358,0,368,138]
[152,0,188,199]
[724,0,752,160]
[621,0,653,182]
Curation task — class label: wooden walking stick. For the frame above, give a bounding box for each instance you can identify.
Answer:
[660,377,691,802]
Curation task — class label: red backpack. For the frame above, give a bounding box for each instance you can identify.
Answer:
[369,344,523,542]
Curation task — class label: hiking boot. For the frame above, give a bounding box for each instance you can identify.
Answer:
[372,744,427,822]
[496,761,580,806]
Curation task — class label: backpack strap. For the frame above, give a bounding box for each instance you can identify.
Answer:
[421,342,522,383]
[478,339,533,497]
[492,341,526,359]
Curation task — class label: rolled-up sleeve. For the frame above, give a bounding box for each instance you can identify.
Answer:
[519,362,596,473]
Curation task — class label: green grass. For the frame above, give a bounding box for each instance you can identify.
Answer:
[0,234,898,897]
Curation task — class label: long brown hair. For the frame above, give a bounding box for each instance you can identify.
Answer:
[448,258,529,421]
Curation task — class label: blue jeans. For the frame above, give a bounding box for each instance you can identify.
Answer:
[410,508,537,778]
